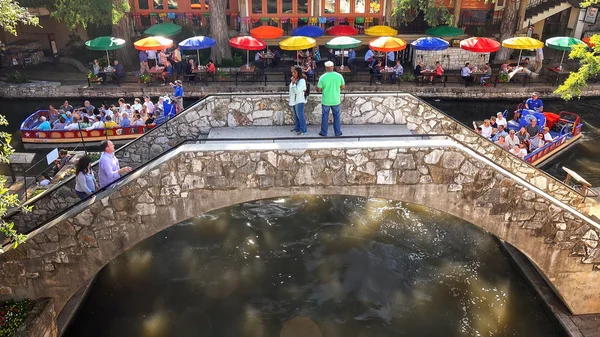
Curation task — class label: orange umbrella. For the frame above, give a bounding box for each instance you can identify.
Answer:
[250,26,284,39]
[369,36,407,52]
[134,36,173,51]
[583,37,595,47]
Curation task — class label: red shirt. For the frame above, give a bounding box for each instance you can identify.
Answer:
[435,65,444,76]
[207,63,216,74]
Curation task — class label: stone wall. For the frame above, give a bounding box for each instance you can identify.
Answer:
[1,143,599,314]
[6,93,586,235]
[4,82,600,100]
[413,47,491,71]
[14,298,57,337]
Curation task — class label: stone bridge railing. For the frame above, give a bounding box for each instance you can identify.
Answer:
[1,137,599,315]
[5,92,585,234]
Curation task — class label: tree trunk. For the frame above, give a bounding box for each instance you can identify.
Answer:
[113,15,137,68]
[453,0,462,26]
[210,0,232,63]
[495,0,519,61]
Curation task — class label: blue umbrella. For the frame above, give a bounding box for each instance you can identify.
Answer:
[410,37,449,51]
[179,36,217,61]
[292,26,325,38]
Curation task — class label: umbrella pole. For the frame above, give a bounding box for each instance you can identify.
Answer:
[197,49,200,64]
[517,50,523,65]
[106,50,110,66]
[559,50,565,68]
[247,49,250,68]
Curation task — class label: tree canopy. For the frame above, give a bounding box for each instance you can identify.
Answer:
[49,0,130,30]
[554,0,600,100]
[0,0,39,35]
[392,0,453,27]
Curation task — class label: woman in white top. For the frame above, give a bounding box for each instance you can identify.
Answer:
[74,156,96,200]
[289,65,308,135]
[475,119,493,139]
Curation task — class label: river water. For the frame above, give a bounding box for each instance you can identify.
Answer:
[2,97,596,336]
[63,196,565,337]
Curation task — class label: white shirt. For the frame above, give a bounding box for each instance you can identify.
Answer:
[65,123,82,130]
[506,134,520,148]
[544,132,553,142]
[144,101,155,113]
[132,103,143,112]
[496,117,507,127]
[479,125,493,138]
[147,50,157,60]
[289,78,307,106]
[86,120,105,131]
[39,179,50,186]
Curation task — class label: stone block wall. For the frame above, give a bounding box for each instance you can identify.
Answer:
[5,93,586,235]
[14,298,57,337]
[413,47,491,71]
[1,144,599,314]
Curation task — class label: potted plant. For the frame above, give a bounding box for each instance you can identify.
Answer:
[138,72,151,85]
[216,70,228,81]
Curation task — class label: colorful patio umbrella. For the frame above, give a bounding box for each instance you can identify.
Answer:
[229,36,267,68]
[85,36,126,65]
[326,25,359,36]
[179,36,216,63]
[545,36,586,68]
[134,36,174,51]
[144,22,182,36]
[365,25,398,37]
[292,25,325,38]
[411,37,449,51]
[501,36,544,64]
[426,25,464,37]
[369,36,407,67]
[325,36,361,69]
[583,37,595,47]
[279,36,317,51]
[459,37,501,53]
[250,26,284,49]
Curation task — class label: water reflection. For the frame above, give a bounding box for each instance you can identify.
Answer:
[64,196,564,337]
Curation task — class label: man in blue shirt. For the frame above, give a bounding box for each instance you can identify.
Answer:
[387,51,395,64]
[347,48,356,69]
[524,92,544,112]
[36,116,51,130]
[139,50,149,73]
[170,80,184,112]
[113,60,126,87]
[460,62,474,86]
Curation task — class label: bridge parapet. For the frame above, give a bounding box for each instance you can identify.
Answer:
[1,137,600,315]
[6,93,585,235]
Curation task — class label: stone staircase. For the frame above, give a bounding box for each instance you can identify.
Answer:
[523,0,573,28]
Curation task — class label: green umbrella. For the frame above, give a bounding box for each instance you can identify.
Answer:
[85,36,126,65]
[426,25,464,37]
[144,22,182,36]
[325,37,361,70]
[545,36,586,68]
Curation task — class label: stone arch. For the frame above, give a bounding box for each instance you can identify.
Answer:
[1,143,599,315]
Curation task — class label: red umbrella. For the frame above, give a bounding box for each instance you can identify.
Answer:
[229,36,267,67]
[583,37,595,47]
[326,25,359,36]
[459,37,501,53]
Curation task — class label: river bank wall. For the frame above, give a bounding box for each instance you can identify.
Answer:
[2,81,600,100]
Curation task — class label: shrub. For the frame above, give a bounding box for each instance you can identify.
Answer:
[138,72,151,84]
[0,299,35,337]
[6,71,29,83]
[401,73,415,82]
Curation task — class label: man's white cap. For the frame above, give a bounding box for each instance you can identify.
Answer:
[324,61,334,67]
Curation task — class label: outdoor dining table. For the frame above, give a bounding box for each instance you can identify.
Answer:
[240,65,255,73]
[148,66,165,83]
[260,53,275,66]
[547,67,571,86]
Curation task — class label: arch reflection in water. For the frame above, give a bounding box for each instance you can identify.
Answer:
[64,196,565,337]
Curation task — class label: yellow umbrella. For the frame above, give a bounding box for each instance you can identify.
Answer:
[279,36,317,51]
[365,25,398,37]
[501,37,544,64]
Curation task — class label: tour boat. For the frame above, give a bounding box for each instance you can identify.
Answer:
[504,107,582,167]
[20,110,148,149]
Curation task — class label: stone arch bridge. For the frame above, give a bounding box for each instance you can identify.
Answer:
[1,136,600,318]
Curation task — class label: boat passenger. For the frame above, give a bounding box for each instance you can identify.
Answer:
[492,125,508,142]
[119,113,131,127]
[82,100,95,115]
[143,96,154,114]
[79,116,91,129]
[64,111,73,124]
[542,127,553,143]
[64,116,82,130]
[494,135,510,150]
[530,133,545,152]
[48,105,59,121]
[506,129,520,148]
[132,98,143,112]
[53,116,66,130]
[495,112,507,128]
[86,118,105,131]
[475,119,493,139]
[145,113,156,127]
[517,127,529,142]
[140,105,149,121]
[526,118,540,138]
[35,116,51,131]
[104,115,118,128]
[132,114,145,127]
[60,101,74,113]
[154,110,167,126]
[156,97,165,115]
[524,92,543,112]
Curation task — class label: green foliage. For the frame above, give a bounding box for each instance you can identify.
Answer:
[0,0,39,35]
[554,37,599,100]
[138,72,151,83]
[217,56,243,67]
[6,71,29,83]
[87,71,98,80]
[0,299,35,337]
[88,152,101,163]
[401,73,415,82]
[0,114,29,252]
[392,0,453,27]
[50,0,130,30]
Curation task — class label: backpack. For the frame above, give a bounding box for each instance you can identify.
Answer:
[301,78,310,98]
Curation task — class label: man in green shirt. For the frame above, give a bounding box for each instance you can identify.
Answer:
[317,61,345,136]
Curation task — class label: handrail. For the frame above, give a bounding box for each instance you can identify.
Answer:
[7,131,598,248]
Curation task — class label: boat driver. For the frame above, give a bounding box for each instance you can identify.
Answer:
[524,92,543,112]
